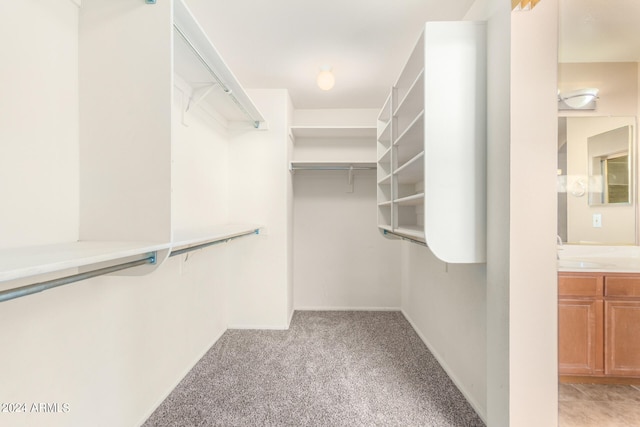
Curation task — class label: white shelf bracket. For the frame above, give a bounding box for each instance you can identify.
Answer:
[185,83,218,113]
[347,166,354,193]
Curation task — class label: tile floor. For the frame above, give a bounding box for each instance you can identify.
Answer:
[559,383,640,427]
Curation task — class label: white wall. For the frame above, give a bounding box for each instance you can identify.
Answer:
[79,0,172,244]
[171,88,230,233]
[0,0,79,249]
[401,245,487,415]
[227,89,292,329]
[293,170,402,309]
[290,108,401,310]
[482,3,512,426]
[509,1,559,426]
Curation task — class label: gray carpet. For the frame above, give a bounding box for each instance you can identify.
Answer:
[143,311,484,427]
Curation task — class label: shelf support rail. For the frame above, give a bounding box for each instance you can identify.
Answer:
[0,253,157,304]
[169,229,260,258]
[173,25,262,129]
[289,165,376,172]
[382,229,428,247]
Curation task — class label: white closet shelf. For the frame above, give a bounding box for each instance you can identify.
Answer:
[395,193,425,206]
[394,226,425,240]
[171,224,261,253]
[290,126,377,139]
[378,94,392,123]
[290,161,376,172]
[378,174,392,185]
[0,241,170,284]
[173,0,265,128]
[378,147,392,164]
[377,121,392,144]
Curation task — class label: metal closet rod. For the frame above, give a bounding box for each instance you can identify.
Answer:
[290,165,376,171]
[383,230,428,247]
[0,254,157,304]
[169,229,260,257]
[173,25,261,129]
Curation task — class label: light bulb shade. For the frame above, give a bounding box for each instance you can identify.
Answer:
[558,88,599,110]
[317,69,335,91]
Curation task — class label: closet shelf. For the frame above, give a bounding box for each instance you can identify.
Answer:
[378,146,392,164]
[173,0,265,128]
[171,224,261,254]
[378,173,392,185]
[0,241,170,284]
[290,126,377,140]
[394,226,425,240]
[395,193,425,206]
[290,161,376,172]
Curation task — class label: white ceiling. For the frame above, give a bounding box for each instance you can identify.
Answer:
[183,0,475,109]
[183,0,640,110]
[559,0,640,63]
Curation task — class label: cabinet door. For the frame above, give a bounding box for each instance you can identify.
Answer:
[558,298,604,375]
[605,300,640,377]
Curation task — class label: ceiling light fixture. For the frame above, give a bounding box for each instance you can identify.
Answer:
[317,66,335,91]
[558,88,599,110]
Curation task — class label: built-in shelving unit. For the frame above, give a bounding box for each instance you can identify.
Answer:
[376,21,487,263]
[0,0,263,301]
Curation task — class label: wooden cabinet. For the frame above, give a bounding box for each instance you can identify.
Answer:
[559,272,640,380]
[558,274,604,375]
[604,276,640,377]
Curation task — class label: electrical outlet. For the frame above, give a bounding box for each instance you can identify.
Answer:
[593,213,602,228]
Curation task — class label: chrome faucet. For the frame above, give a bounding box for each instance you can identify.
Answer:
[557,235,563,260]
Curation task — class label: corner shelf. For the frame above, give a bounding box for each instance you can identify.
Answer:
[376,21,487,263]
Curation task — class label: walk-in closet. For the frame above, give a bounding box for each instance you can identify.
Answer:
[0,0,561,426]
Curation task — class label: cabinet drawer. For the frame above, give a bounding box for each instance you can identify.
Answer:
[605,276,640,298]
[559,274,604,297]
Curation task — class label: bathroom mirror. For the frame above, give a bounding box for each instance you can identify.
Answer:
[558,116,637,245]
[588,125,633,206]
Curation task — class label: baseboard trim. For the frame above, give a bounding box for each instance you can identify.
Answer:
[228,323,290,330]
[401,309,487,424]
[294,306,401,312]
[287,308,295,328]
[136,326,227,426]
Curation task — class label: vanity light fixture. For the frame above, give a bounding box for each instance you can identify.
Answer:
[317,66,335,91]
[558,88,599,110]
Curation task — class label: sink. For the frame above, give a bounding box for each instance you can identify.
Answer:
[557,260,607,269]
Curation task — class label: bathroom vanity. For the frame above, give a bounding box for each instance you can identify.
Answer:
[558,248,640,383]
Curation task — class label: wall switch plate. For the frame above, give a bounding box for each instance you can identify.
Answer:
[593,213,602,228]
